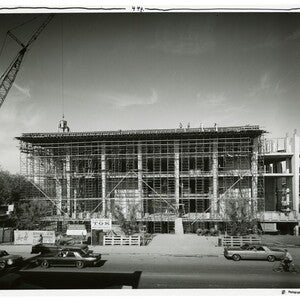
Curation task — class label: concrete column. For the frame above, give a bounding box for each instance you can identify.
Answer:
[101,147,106,217]
[251,137,259,216]
[30,154,35,183]
[286,159,290,174]
[175,218,184,234]
[294,222,300,236]
[174,143,180,211]
[138,143,143,217]
[56,182,62,216]
[55,175,62,216]
[54,161,62,216]
[66,155,71,216]
[211,140,218,219]
[74,189,77,217]
[276,161,282,174]
[285,133,291,153]
[291,130,299,216]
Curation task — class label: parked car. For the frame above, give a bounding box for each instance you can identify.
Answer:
[226,243,262,251]
[61,245,94,256]
[0,250,23,269]
[31,244,60,255]
[224,244,285,262]
[31,243,91,255]
[37,249,101,269]
[56,236,88,246]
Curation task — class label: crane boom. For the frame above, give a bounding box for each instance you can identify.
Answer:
[0,49,26,108]
[0,14,54,109]
[26,15,54,48]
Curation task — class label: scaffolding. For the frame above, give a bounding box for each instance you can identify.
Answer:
[17,125,265,233]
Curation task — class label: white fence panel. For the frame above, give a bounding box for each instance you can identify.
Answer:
[104,235,141,246]
[222,236,261,247]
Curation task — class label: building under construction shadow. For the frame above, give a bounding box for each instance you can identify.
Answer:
[17,125,266,234]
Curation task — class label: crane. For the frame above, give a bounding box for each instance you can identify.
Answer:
[0,14,54,109]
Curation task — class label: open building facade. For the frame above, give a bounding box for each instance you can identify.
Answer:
[16,125,300,235]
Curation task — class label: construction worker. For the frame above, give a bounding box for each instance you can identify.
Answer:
[38,234,43,244]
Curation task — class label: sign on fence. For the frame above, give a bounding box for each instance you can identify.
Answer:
[261,223,277,232]
[91,218,112,230]
[14,230,55,245]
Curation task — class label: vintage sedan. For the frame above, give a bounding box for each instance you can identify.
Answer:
[31,243,91,255]
[0,250,23,269]
[224,244,285,262]
[37,249,101,269]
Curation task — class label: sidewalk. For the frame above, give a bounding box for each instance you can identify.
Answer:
[91,234,223,256]
[261,235,300,247]
[1,235,223,257]
[3,234,299,258]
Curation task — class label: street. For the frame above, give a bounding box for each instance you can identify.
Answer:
[15,251,300,289]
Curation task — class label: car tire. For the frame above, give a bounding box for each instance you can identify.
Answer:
[76,261,85,269]
[41,260,50,269]
[0,261,6,269]
[267,255,276,262]
[232,254,241,261]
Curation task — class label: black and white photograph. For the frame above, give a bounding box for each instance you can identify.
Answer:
[0,1,299,295]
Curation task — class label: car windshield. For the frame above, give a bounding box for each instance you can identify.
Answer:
[0,251,9,257]
[270,248,283,252]
[241,244,250,250]
[78,249,89,257]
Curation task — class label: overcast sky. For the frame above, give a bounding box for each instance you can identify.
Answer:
[0,13,299,173]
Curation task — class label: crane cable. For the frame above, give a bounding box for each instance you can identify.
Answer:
[0,33,8,60]
[8,16,38,33]
[61,15,65,119]
[0,15,40,81]
[0,33,8,80]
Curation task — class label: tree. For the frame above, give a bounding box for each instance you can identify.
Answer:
[225,197,259,236]
[0,170,25,205]
[12,199,52,230]
[112,203,141,235]
[0,167,52,230]
[112,204,127,233]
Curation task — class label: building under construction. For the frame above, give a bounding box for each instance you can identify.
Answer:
[17,125,274,234]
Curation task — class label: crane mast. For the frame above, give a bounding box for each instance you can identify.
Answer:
[0,14,54,109]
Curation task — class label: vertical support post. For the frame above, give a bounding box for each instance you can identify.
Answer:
[174,142,180,212]
[294,223,300,236]
[30,153,35,184]
[55,161,62,216]
[211,140,218,219]
[251,137,258,217]
[74,189,77,218]
[101,146,106,217]
[291,130,299,228]
[66,155,71,216]
[138,143,143,218]
[285,133,290,153]
[56,183,62,216]
[286,159,290,174]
